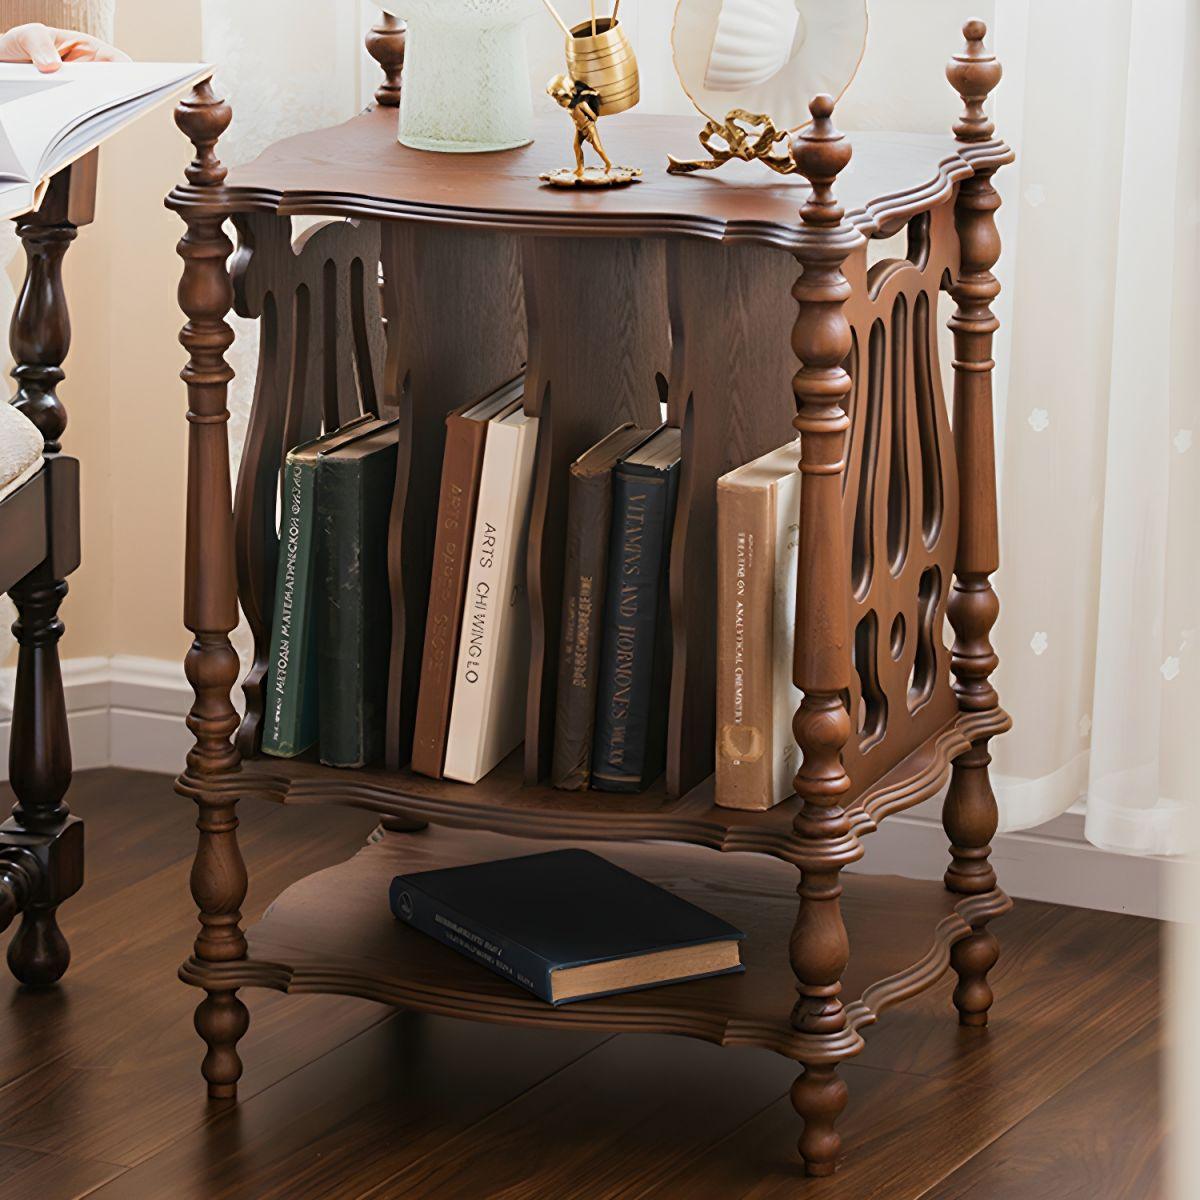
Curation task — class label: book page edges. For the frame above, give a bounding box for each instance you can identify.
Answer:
[550,941,743,1003]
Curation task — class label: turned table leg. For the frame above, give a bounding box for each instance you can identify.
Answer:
[170,81,249,1098]
[786,98,866,1177]
[1,160,92,986]
[943,22,1007,1028]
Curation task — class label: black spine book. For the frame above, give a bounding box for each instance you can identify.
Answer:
[590,428,681,793]
[316,422,400,767]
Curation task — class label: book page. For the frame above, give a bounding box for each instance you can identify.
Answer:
[0,61,209,185]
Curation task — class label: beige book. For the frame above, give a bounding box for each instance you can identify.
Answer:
[715,439,803,810]
[442,406,539,784]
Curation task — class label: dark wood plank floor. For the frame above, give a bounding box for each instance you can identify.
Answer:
[0,769,1161,1199]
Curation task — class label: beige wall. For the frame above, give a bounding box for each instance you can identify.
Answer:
[12,0,203,666]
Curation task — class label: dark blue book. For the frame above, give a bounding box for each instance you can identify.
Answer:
[590,427,682,792]
[388,848,743,1005]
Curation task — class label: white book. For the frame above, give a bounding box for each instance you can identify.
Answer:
[715,439,803,810]
[442,405,539,784]
[0,61,210,221]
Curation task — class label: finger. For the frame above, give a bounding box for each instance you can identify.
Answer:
[91,44,132,63]
[55,32,131,63]
[17,23,63,72]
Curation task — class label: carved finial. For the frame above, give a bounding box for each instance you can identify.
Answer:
[947,19,1001,142]
[366,14,406,108]
[791,95,853,227]
[174,78,232,187]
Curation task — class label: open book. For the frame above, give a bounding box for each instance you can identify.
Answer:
[0,60,210,221]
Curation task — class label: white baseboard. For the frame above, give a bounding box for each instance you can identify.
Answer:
[0,654,192,782]
[848,795,1174,921]
[0,656,1179,919]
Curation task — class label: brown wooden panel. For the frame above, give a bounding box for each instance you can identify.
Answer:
[521,236,669,784]
[0,471,47,594]
[663,239,799,796]
[230,215,386,756]
[380,222,526,768]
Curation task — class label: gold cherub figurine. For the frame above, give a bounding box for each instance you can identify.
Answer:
[537,2,642,188]
[550,74,611,174]
[540,75,641,188]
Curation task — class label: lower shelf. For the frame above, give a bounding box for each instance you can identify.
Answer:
[182,826,1011,1061]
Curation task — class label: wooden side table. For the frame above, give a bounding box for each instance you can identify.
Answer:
[168,19,1013,1175]
[0,155,94,986]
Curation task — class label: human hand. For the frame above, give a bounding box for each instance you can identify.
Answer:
[0,23,130,72]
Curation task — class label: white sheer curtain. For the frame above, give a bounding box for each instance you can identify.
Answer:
[988,0,1198,855]
[199,0,1196,856]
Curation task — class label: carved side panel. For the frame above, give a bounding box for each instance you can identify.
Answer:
[230,215,386,755]
[838,198,962,792]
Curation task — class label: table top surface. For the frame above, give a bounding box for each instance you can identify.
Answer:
[216,107,1011,251]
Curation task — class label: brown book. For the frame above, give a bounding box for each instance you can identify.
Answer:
[551,422,655,790]
[410,377,524,778]
[715,440,803,810]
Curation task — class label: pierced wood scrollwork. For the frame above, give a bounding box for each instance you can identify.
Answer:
[837,197,962,792]
[229,214,386,755]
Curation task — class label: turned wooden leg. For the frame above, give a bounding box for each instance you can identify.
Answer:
[792,1062,850,1178]
[1,161,91,988]
[785,101,865,1177]
[172,82,248,1098]
[943,739,1000,1026]
[5,573,74,987]
[944,23,1009,1031]
[195,986,249,1099]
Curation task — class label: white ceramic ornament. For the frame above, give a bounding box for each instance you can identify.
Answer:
[673,0,867,131]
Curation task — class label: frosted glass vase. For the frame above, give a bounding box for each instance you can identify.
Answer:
[393,0,541,153]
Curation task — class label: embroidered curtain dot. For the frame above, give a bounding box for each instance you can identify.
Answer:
[986,0,1199,855]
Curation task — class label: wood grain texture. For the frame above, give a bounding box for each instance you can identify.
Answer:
[161,20,1022,1177]
[663,240,798,797]
[521,236,669,784]
[942,18,1008,1031]
[379,222,527,768]
[230,214,386,756]
[181,824,1007,1064]
[0,770,1160,1199]
[228,707,1007,866]
[204,107,1012,253]
[922,1024,1162,1200]
[784,97,865,1175]
[168,80,249,1099]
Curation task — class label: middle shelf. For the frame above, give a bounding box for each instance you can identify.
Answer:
[231,702,1005,866]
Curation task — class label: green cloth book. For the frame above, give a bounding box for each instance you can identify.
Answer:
[316,421,401,767]
[261,415,383,758]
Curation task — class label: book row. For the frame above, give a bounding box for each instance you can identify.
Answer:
[261,380,803,811]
